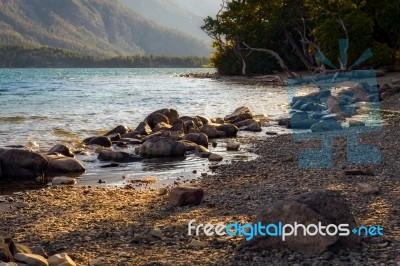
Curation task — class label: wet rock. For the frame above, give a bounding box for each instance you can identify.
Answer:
[171,120,186,133]
[184,120,199,133]
[200,125,220,138]
[234,119,259,128]
[349,120,365,127]
[52,177,77,186]
[266,131,278,135]
[216,124,239,137]
[0,149,47,179]
[196,145,209,153]
[104,125,129,137]
[169,186,204,206]
[195,115,211,125]
[244,190,358,254]
[180,116,203,127]
[224,106,253,123]
[46,155,85,173]
[278,118,291,128]
[154,122,172,132]
[86,136,112,148]
[149,108,179,125]
[98,150,142,163]
[180,140,199,151]
[209,153,223,162]
[183,133,208,147]
[132,122,152,136]
[218,131,227,138]
[48,253,76,266]
[14,253,48,266]
[245,123,262,132]
[226,141,240,151]
[291,112,318,129]
[199,152,212,158]
[170,131,185,141]
[311,119,343,132]
[47,144,74,158]
[144,113,170,129]
[109,133,121,142]
[138,137,187,158]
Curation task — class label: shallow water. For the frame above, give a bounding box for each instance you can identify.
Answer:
[0,68,289,188]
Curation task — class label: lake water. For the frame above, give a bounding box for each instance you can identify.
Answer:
[0,68,289,188]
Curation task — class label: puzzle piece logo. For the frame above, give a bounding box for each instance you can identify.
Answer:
[286,40,382,168]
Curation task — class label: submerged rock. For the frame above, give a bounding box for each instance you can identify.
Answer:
[84,136,112,148]
[98,150,142,163]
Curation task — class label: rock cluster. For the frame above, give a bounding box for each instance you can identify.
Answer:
[0,237,76,266]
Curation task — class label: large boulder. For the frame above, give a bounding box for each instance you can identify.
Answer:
[0,149,47,179]
[184,120,199,133]
[47,144,74,158]
[144,113,169,129]
[243,190,358,254]
[199,125,220,138]
[215,124,239,137]
[171,120,186,133]
[98,150,142,163]
[104,125,130,137]
[291,112,318,129]
[154,122,172,132]
[183,133,208,147]
[46,155,85,173]
[224,106,253,123]
[195,115,211,125]
[138,137,187,158]
[131,122,152,136]
[180,116,203,127]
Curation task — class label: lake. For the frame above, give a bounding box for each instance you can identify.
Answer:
[0,68,289,188]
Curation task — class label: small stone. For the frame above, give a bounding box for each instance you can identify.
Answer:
[349,120,365,127]
[158,188,168,196]
[226,141,240,151]
[169,186,204,207]
[208,153,223,162]
[52,177,77,186]
[322,251,335,260]
[201,173,208,177]
[192,170,197,174]
[48,253,76,266]
[190,239,208,248]
[211,141,217,148]
[89,258,104,266]
[150,229,164,239]
[266,131,278,135]
[14,253,48,266]
[359,183,380,195]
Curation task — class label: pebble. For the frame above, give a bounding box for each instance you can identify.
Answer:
[190,239,208,248]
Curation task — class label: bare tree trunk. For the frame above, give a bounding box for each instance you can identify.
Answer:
[243,42,298,78]
[284,29,314,70]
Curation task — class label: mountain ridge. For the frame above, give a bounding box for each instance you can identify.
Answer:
[0,0,211,57]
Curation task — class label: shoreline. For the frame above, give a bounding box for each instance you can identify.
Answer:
[2,99,400,265]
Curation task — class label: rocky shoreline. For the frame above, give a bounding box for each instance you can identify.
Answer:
[1,72,400,265]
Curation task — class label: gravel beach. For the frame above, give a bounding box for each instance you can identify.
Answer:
[1,74,400,265]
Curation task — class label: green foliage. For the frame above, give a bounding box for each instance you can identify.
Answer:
[0,44,209,68]
[203,0,400,75]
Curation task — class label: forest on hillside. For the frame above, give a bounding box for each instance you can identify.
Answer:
[202,0,400,75]
[0,45,209,68]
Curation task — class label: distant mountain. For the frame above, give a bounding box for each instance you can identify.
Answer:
[174,0,223,18]
[0,0,211,57]
[120,0,209,42]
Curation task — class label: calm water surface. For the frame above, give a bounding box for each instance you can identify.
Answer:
[0,68,289,188]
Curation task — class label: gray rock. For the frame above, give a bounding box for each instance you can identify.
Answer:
[47,144,74,158]
[104,125,129,136]
[0,149,47,179]
[183,133,208,147]
[86,136,112,148]
[311,119,343,132]
[245,123,262,132]
[98,150,142,163]
[224,106,253,123]
[215,124,239,137]
[209,153,223,162]
[200,125,220,138]
[233,119,259,128]
[243,190,358,254]
[226,141,240,151]
[138,137,187,158]
[169,186,204,206]
[14,253,48,266]
[48,253,76,266]
[46,155,85,173]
